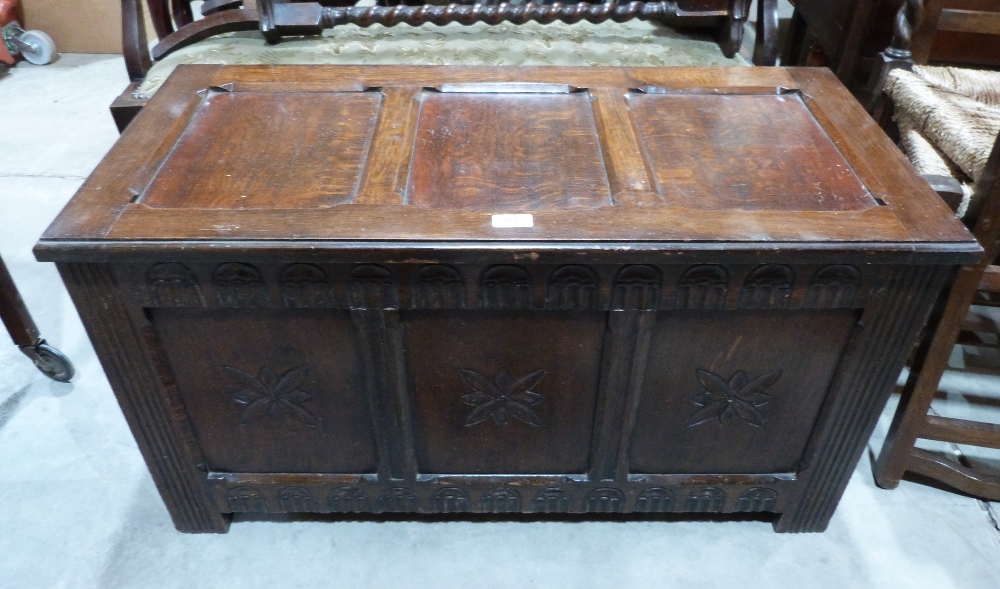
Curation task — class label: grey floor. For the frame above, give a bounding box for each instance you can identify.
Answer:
[3,54,1000,589]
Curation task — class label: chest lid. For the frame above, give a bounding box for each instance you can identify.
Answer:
[36,65,978,262]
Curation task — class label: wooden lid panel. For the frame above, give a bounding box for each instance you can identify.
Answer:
[137,91,382,209]
[406,92,612,211]
[629,92,876,211]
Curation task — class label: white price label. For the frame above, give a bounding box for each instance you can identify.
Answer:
[491,214,534,228]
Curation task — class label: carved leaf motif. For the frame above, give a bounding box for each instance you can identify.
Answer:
[458,368,547,428]
[686,368,782,429]
[731,398,765,427]
[506,400,544,427]
[728,370,749,391]
[460,390,492,406]
[513,391,544,405]
[697,369,733,399]
[223,366,271,396]
[279,399,321,426]
[224,364,320,427]
[464,399,501,427]
[459,369,502,398]
[240,398,273,425]
[740,370,782,400]
[273,365,308,396]
[284,389,313,404]
[687,399,732,427]
[508,368,546,397]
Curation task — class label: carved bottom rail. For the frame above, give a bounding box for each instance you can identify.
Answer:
[208,476,794,516]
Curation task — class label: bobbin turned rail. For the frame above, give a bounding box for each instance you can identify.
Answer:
[261,0,684,41]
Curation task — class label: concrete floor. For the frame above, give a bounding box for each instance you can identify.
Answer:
[3,53,1000,589]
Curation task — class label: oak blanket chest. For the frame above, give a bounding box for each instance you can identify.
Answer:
[35,65,979,533]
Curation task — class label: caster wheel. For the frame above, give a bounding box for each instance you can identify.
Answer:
[25,341,75,382]
[17,29,55,65]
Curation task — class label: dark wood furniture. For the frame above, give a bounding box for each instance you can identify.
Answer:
[39,65,978,533]
[866,12,1000,500]
[0,253,74,382]
[113,0,780,129]
[872,131,1000,499]
[783,0,1000,98]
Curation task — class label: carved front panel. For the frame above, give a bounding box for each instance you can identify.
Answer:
[630,309,857,474]
[404,310,604,474]
[151,308,377,474]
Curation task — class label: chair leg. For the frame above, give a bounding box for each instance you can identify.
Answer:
[0,254,40,349]
[872,266,981,488]
[0,254,75,383]
[717,0,750,59]
[780,6,807,66]
[752,0,778,66]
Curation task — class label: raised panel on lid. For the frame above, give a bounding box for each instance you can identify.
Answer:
[628,92,878,211]
[138,91,381,209]
[405,92,613,210]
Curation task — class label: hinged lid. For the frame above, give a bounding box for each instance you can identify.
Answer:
[36,65,979,263]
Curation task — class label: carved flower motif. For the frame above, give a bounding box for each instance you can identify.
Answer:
[223,365,319,427]
[459,368,546,427]
[686,368,782,428]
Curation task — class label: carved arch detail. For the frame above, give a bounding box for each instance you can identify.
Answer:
[348,264,398,309]
[634,487,676,513]
[805,265,861,308]
[412,264,465,309]
[738,264,794,309]
[547,265,599,310]
[327,487,369,513]
[281,264,334,308]
[431,487,472,513]
[147,262,204,307]
[213,263,269,308]
[684,487,726,513]
[226,486,267,513]
[480,487,523,513]
[480,265,533,309]
[735,487,778,512]
[532,487,570,513]
[377,487,419,512]
[612,265,661,310]
[277,486,320,512]
[585,488,626,513]
[675,264,729,310]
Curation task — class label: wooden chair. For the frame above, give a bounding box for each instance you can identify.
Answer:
[113,0,780,130]
[869,5,1000,499]
[784,0,1000,99]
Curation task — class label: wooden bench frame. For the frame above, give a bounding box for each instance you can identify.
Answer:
[111,0,779,131]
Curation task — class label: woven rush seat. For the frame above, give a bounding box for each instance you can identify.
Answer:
[135,19,748,98]
[886,65,1000,217]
